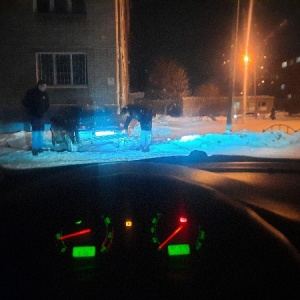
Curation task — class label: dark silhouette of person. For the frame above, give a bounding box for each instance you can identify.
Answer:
[22,80,50,155]
[121,104,155,152]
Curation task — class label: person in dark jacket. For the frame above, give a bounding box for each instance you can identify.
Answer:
[121,104,155,152]
[270,106,276,120]
[22,80,50,156]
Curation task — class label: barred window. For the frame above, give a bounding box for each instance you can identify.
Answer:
[35,0,85,14]
[36,53,88,86]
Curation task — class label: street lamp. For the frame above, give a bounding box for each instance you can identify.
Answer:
[243,54,250,114]
[244,54,257,115]
[242,0,254,115]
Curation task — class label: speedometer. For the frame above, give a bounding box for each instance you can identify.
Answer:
[150,212,206,256]
[55,215,113,258]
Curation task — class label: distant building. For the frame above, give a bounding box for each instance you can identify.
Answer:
[271,53,300,113]
[0,0,130,107]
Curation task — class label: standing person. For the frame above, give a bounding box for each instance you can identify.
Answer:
[121,104,155,152]
[270,106,276,120]
[22,80,50,156]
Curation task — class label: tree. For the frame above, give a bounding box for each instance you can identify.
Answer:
[194,82,220,97]
[145,58,191,100]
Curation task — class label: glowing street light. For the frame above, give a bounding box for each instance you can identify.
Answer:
[243,55,250,63]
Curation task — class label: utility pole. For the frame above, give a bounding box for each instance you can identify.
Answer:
[115,0,120,112]
[253,56,257,114]
[242,0,254,114]
[115,0,130,112]
[226,0,240,132]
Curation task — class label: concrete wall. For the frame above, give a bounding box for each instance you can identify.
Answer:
[182,96,274,117]
[131,95,274,117]
[182,97,227,117]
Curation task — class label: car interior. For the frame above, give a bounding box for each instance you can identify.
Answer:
[1,1,300,299]
[1,151,300,298]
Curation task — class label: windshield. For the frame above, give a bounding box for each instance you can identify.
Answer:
[0,0,300,169]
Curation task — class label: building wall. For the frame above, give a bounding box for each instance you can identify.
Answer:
[0,0,117,106]
[271,54,300,113]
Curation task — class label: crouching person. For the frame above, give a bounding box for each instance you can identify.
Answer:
[121,104,155,152]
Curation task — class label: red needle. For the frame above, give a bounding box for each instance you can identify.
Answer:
[158,225,183,250]
[58,228,91,240]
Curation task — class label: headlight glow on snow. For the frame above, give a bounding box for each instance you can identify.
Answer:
[180,135,199,142]
[95,131,116,137]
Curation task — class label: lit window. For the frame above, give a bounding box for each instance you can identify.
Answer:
[233,102,240,109]
[296,56,300,63]
[36,53,88,86]
[282,61,287,68]
[281,84,285,90]
[287,94,292,99]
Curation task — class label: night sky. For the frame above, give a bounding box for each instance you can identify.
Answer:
[129,0,300,93]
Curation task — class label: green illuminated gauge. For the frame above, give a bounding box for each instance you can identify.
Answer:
[55,215,113,258]
[150,212,206,256]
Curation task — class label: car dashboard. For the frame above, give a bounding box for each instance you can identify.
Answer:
[1,157,300,298]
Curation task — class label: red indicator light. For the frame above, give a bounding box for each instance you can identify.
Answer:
[58,229,91,240]
[179,217,187,223]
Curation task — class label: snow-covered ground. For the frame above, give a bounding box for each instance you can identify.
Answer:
[1,113,300,169]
